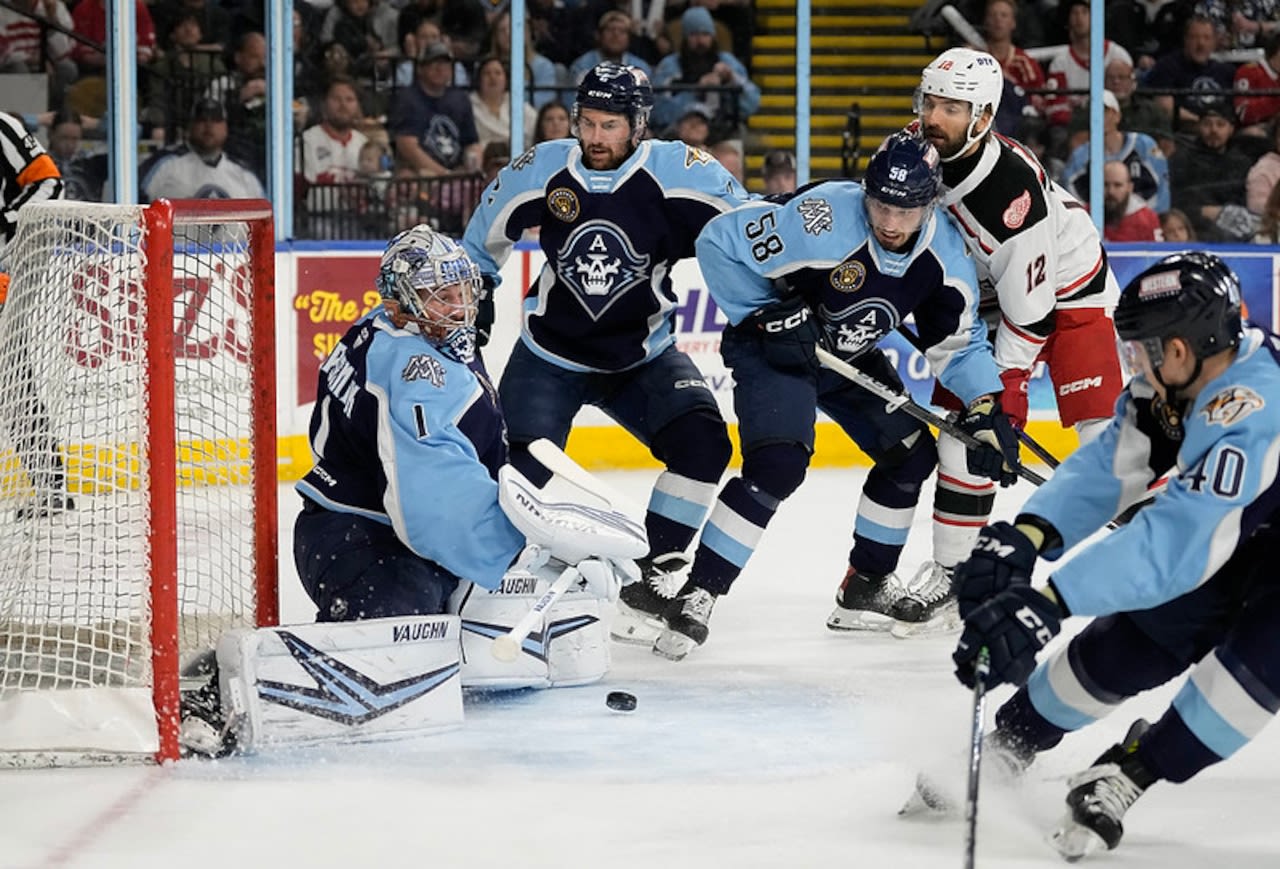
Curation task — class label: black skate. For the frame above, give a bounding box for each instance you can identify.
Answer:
[178,675,238,759]
[653,582,716,661]
[611,552,689,645]
[890,560,959,638]
[826,566,905,632]
[899,728,1036,817]
[1050,720,1156,861]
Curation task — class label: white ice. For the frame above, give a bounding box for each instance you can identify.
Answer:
[4,468,1279,869]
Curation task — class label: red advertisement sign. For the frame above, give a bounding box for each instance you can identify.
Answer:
[294,254,381,405]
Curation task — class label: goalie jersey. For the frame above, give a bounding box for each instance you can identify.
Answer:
[1026,325,1280,616]
[296,308,524,589]
[695,180,1002,405]
[462,138,752,372]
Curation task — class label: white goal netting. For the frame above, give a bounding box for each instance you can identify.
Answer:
[0,201,276,764]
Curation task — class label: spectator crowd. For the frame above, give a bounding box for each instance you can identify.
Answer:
[10,0,760,239]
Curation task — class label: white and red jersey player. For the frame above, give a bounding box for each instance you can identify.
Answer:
[899,48,1125,615]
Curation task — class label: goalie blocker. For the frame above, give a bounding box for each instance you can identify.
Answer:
[185,441,646,754]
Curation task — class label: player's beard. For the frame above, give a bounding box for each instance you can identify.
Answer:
[922,125,965,160]
[582,140,631,170]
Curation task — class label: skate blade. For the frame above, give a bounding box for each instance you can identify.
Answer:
[1048,816,1107,862]
[826,607,896,632]
[898,772,958,818]
[889,612,961,639]
[652,630,698,661]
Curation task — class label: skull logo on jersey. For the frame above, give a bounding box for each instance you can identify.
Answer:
[555,222,650,319]
[822,300,898,357]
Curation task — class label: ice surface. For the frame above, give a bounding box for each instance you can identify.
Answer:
[3,469,1279,868]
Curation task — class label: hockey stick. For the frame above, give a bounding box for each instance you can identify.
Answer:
[491,564,582,661]
[963,647,991,869]
[815,347,1048,487]
[1016,428,1061,468]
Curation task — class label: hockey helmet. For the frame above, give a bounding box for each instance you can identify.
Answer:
[573,62,654,141]
[1115,251,1242,371]
[916,48,1004,159]
[376,224,483,362]
[863,129,942,208]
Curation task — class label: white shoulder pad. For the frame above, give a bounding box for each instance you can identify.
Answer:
[498,440,648,564]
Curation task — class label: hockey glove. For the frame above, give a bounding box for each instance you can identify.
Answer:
[998,368,1031,430]
[475,274,497,347]
[745,295,821,374]
[957,395,1021,487]
[953,585,1062,689]
[954,521,1039,619]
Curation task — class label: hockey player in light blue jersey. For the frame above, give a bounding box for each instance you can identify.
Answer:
[461,62,752,648]
[647,129,1021,660]
[949,252,1280,860]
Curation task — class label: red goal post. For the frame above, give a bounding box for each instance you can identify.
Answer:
[0,199,278,765]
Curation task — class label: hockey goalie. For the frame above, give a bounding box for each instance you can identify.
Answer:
[180,226,647,757]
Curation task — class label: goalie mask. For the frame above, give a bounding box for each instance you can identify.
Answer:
[375,225,483,363]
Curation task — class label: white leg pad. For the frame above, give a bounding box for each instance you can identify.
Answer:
[450,574,610,689]
[216,615,463,752]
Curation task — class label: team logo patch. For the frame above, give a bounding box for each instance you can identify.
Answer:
[1002,189,1032,229]
[402,353,446,386]
[547,187,580,222]
[1152,396,1184,440]
[555,221,651,319]
[830,260,866,293]
[823,301,897,356]
[684,145,712,167]
[797,197,833,235]
[1200,385,1264,427]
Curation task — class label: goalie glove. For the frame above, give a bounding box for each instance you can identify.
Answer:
[957,395,1021,487]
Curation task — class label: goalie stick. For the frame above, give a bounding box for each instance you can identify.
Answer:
[491,564,582,662]
[815,347,1047,486]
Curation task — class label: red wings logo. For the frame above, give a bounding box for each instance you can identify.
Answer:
[1002,190,1032,229]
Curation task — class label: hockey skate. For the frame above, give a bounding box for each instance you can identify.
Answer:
[826,566,905,632]
[179,675,238,759]
[890,560,960,638]
[653,582,716,661]
[1049,720,1155,861]
[899,728,1036,817]
[610,552,689,645]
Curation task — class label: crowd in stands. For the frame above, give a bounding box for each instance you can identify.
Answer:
[9,0,761,239]
[945,0,1280,244]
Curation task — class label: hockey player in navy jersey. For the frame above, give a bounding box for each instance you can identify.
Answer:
[461,62,751,648]
[660,130,1021,660]
[948,253,1280,860]
[903,47,1126,630]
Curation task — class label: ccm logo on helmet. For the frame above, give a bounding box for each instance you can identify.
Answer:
[1059,376,1102,396]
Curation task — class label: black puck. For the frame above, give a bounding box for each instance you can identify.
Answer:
[606,690,637,712]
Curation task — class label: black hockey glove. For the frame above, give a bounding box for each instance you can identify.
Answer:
[953,585,1062,689]
[957,395,1021,487]
[954,521,1039,619]
[475,275,497,347]
[745,295,821,374]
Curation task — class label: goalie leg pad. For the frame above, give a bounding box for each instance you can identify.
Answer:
[216,615,463,752]
[450,577,610,689]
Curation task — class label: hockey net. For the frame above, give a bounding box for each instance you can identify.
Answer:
[0,200,278,765]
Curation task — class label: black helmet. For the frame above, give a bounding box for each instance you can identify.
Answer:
[1115,251,1242,366]
[863,128,942,208]
[573,62,653,140]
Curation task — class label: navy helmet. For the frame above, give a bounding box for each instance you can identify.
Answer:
[574,62,654,140]
[1115,251,1242,367]
[863,129,942,209]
